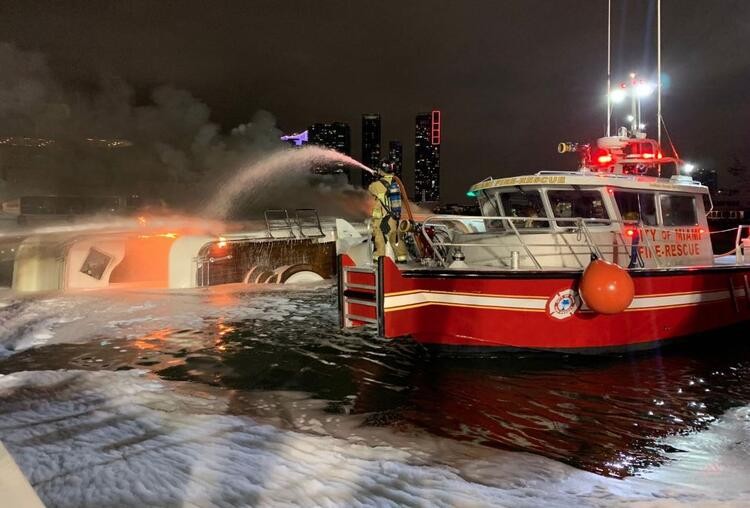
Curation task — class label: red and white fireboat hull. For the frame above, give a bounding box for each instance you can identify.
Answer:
[340,256,750,353]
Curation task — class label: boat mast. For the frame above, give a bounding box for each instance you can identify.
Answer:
[657,0,662,148]
[606,0,612,137]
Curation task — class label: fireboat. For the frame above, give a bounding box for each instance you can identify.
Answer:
[337,131,750,352]
[337,2,750,353]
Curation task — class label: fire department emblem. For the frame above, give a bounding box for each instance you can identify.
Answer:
[547,289,581,320]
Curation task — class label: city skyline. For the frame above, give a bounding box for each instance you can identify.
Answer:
[283,111,438,200]
[1,1,748,202]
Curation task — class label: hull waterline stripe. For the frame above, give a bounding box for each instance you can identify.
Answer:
[384,288,746,313]
[626,289,739,309]
[385,289,548,300]
[384,292,547,311]
[384,302,547,313]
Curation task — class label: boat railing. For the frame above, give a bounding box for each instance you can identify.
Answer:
[710,225,750,263]
[419,214,660,269]
[264,208,326,239]
[735,226,750,259]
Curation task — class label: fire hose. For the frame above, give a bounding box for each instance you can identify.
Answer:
[391,174,426,258]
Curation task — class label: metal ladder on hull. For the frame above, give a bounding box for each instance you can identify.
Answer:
[339,261,381,331]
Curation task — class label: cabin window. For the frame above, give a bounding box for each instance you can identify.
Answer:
[547,190,609,226]
[660,194,697,226]
[613,191,657,226]
[477,192,506,232]
[478,192,500,217]
[499,190,549,228]
[80,248,112,280]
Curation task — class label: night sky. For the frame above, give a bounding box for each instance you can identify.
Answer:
[1,0,748,201]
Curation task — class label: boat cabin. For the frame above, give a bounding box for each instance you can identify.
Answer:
[422,170,715,270]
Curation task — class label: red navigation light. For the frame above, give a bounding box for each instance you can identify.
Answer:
[592,147,614,168]
[597,153,613,164]
[591,148,614,166]
[623,226,637,238]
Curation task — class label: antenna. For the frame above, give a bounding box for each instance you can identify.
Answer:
[657,0,662,176]
[657,0,662,148]
[606,0,612,136]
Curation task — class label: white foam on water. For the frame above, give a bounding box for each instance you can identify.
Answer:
[1,369,748,507]
[2,286,750,505]
[637,406,750,499]
[0,284,331,357]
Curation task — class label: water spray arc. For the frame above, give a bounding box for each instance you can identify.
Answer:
[203,145,378,219]
[202,144,421,233]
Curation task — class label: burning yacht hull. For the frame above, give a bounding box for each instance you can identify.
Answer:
[4,213,367,292]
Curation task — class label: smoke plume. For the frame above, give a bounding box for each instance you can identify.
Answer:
[0,44,286,209]
[0,42,374,220]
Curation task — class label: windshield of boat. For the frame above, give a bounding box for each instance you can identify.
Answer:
[499,190,549,228]
[547,189,610,226]
[477,191,500,217]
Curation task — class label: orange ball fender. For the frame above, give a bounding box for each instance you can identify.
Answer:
[579,259,635,314]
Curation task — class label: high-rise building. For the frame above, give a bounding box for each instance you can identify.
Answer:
[307,122,351,178]
[361,114,381,187]
[388,141,403,179]
[414,110,441,202]
[308,122,351,155]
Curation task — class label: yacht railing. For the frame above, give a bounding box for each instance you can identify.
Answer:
[419,215,660,269]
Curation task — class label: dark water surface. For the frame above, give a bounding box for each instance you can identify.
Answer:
[2,287,750,478]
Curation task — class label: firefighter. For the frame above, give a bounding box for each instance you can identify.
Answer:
[368,161,408,263]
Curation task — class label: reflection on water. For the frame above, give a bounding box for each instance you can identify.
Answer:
[2,288,750,478]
